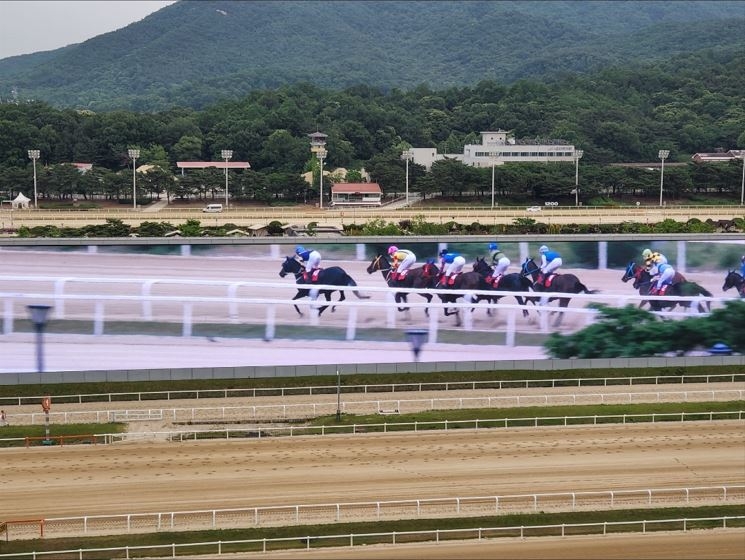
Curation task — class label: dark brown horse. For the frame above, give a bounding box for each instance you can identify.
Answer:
[622,260,687,309]
[723,270,745,298]
[366,254,439,315]
[622,262,711,313]
[434,268,494,326]
[279,256,369,317]
[520,257,598,326]
[472,257,534,317]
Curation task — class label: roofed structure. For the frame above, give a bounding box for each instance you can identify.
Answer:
[330,183,382,207]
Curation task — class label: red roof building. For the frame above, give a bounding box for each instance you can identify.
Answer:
[330,183,382,207]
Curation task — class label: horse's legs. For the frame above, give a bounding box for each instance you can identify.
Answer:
[292,291,306,317]
[396,292,410,312]
[515,296,530,318]
[553,298,570,327]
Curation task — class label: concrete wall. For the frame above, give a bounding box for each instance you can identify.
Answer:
[2,355,743,386]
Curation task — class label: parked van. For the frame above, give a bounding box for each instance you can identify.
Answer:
[202,203,223,213]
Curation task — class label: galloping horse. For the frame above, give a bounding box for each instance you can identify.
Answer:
[472,257,534,317]
[279,256,369,317]
[520,257,597,327]
[621,262,711,313]
[435,268,493,326]
[622,261,687,309]
[366,254,439,315]
[722,270,745,298]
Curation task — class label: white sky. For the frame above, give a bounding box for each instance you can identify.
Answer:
[0,1,177,60]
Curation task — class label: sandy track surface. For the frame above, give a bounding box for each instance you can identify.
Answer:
[2,422,743,520]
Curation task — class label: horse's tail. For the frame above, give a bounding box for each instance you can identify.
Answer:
[579,282,599,294]
[693,283,713,298]
[347,277,371,299]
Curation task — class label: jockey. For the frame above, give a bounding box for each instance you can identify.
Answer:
[642,248,667,271]
[439,248,466,285]
[538,245,562,285]
[488,242,510,278]
[387,245,416,280]
[295,245,321,280]
[649,262,676,295]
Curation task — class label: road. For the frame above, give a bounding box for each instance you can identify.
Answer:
[1,204,744,229]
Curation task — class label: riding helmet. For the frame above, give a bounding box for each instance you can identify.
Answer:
[642,249,652,259]
[539,245,549,253]
[387,245,398,255]
[489,242,498,251]
[295,246,305,255]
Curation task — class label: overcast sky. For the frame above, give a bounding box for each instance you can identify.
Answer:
[0,1,177,60]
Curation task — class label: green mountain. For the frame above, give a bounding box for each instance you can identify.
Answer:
[0,0,743,111]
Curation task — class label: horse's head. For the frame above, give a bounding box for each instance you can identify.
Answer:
[472,257,490,276]
[521,257,538,278]
[423,259,438,278]
[723,270,742,292]
[279,256,301,278]
[621,261,636,283]
[366,254,388,275]
[631,263,650,290]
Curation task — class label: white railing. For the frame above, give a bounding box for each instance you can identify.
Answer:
[62,410,742,445]
[4,485,742,540]
[8,389,744,426]
[0,275,732,345]
[1,516,742,553]
[2,373,741,407]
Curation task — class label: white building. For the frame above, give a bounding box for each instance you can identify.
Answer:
[411,130,577,170]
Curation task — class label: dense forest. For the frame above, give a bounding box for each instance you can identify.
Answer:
[0,1,743,112]
[1,43,742,207]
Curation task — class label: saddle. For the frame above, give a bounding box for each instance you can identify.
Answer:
[485,274,502,288]
[303,268,323,282]
[538,273,557,288]
[649,284,670,296]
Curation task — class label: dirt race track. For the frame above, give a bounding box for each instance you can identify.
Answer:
[1,248,744,558]
[1,421,744,558]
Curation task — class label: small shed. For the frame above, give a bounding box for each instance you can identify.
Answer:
[11,192,30,209]
[330,183,382,207]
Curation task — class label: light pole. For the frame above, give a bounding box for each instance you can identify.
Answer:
[574,149,583,207]
[27,304,51,373]
[405,329,428,362]
[738,151,745,206]
[401,149,413,206]
[221,149,233,208]
[658,149,670,207]
[308,132,328,209]
[128,149,140,210]
[335,368,341,422]
[27,149,40,208]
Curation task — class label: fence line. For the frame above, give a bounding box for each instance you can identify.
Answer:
[0,281,730,347]
[1,516,742,554]
[4,486,743,540]
[8,388,745,426]
[2,373,742,408]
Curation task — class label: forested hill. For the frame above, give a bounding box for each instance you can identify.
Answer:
[0,0,743,112]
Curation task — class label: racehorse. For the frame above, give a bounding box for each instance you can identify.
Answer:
[435,267,493,326]
[279,256,370,317]
[621,262,712,313]
[472,257,534,317]
[366,254,439,315]
[520,257,598,327]
[722,270,745,298]
[622,261,687,309]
